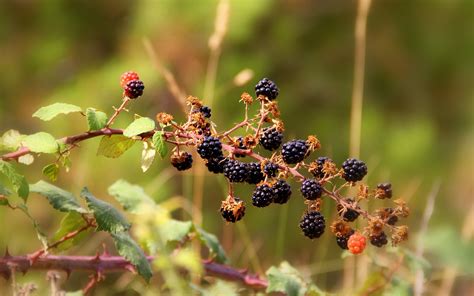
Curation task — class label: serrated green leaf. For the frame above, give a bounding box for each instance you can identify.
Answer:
[23,132,59,154]
[53,212,91,251]
[141,141,156,172]
[30,181,86,213]
[81,187,131,233]
[123,117,155,138]
[0,130,26,152]
[97,135,136,158]
[18,154,34,165]
[152,131,168,158]
[111,231,153,282]
[107,179,155,213]
[32,103,82,121]
[196,228,228,264]
[0,182,11,197]
[42,163,59,182]
[0,160,29,200]
[160,220,193,244]
[86,108,108,130]
[266,261,307,296]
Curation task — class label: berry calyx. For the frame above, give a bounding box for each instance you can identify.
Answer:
[309,156,333,179]
[246,162,264,184]
[376,183,393,199]
[337,200,360,222]
[299,211,325,239]
[223,159,249,183]
[260,127,283,151]
[370,231,388,248]
[300,179,323,200]
[120,71,140,88]
[220,197,246,223]
[336,229,355,250]
[342,158,367,182]
[124,80,145,99]
[281,140,309,164]
[197,136,223,160]
[272,179,292,204]
[170,151,193,171]
[255,77,279,100]
[347,232,366,254]
[251,184,274,207]
[233,137,248,158]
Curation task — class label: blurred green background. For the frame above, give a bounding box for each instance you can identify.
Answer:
[0,0,472,294]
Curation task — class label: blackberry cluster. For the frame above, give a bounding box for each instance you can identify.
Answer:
[251,184,274,207]
[255,78,279,100]
[170,152,193,171]
[206,156,227,174]
[342,158,367,182]
[370,232,388,247]
[336,229,355,250]
[310,156,332,179]
[246,162,264,184]
[124,80,145,99]
[223,160,249,183]
[197,136,223,160]
[300,179,322,200]
[282,140,309,164]
[263,162,279,177]
[220,197,245,223]
[199,106,212,118]
[260,127,283,151]
[299,211,325,239]
[272,179,292,204]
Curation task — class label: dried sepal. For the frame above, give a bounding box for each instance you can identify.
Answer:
[220,196,246,223]
[305,198,323,212]
[393,199,410,217]
[357,184,370,201]
[306,135,321,151]
[186,96,203,107]
[240,92,253,105]
[156,112,174,125]
[391,225,409,246]
[330,220,352,237]
[266,101,280,118]
[375,183,393,199]
[367,217,385,236]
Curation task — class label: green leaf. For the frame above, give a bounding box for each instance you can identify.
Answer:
[30,180,86,213]
[0,130,26,152]
[23,132,59,154]
[266,261,307,296]
[32,103,82,121]
[97,135,136,158]
[123,117,155,138]
[141,141,156,172]
[81,187,131,233]
[53,212,91,251]
[17,203,48,249]
[42,163,59,182]
[196,228,228,264]
[160,220,193,244]
[107,179,155,213]
[111,231,153,282]
[86,108,108,130]
[0,182,11,197]
[0,160,29,200]
[152,131,168,158]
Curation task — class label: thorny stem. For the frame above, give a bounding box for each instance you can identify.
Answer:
[105,97,131,128]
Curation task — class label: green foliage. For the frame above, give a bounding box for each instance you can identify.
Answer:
[85,108,108,130]
[0,130,25,152]
[111,231,153,282]
[96,135,135,158]
[23,132,59,154]
[159,220,194,244]
[53,212,91,251]
[140,141,156,172]
[0,160,29,200]
[196,228,228,264]
[30,180,86,213]
[123,117,155,138]
[152,131,167,158]
[266,261,312,296]
[108,179,155,213]
[32,102,82,121]
[42,163,60,182]
[81,187,131,233]
[191,280,239,296]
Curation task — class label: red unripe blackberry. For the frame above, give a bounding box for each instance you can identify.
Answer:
[281,140,309,164]
[263,162,279,178]
[260,127,283,151]
[197,136,223,160]
[220,197,246,223]
[347,232,366,254]
[255,77,279,100]
[272,179,292,204]
[120,71,140,88]
[124,80,145,99]
[370,232,388,247]
[223,160,249,183]
[205,156,228,174]
[246,162,264,184]
[170,151,193,171]
[251,184,274,207]
[199,106,212,118]
[342,158,367,182]
[336,229,355,250]
[299,211,325,239]
[300,179,323,200]
[311,156,332,179]
[376,183,393,198]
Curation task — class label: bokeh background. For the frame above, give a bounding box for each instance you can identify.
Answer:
[0,0,472,295]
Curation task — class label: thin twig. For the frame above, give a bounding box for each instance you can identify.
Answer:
[106,97,131,128]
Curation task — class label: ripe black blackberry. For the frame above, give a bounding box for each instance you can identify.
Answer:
[337,201,360,222]
[220,197,245,223]
[246,162,264,184]
[205,156,228,174]
[272,179,292,204]
[342,158,367,182]
[251,184,274,207]
[300,179,322,200]
[370,232,388,247]
[234,137,247,158]
[124,80,145,99]
[310,156,332,179]
[199,106,211,118]
[223,159,249,183]
[281,140,309,164]
[255,78,279,100]
[263,162,279,178]
[170,152,193,171]
[197,136,223,160]
[299,211,325,239]
[336,230,355,250]
[376,183,393,199]
[260,127,283,151]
